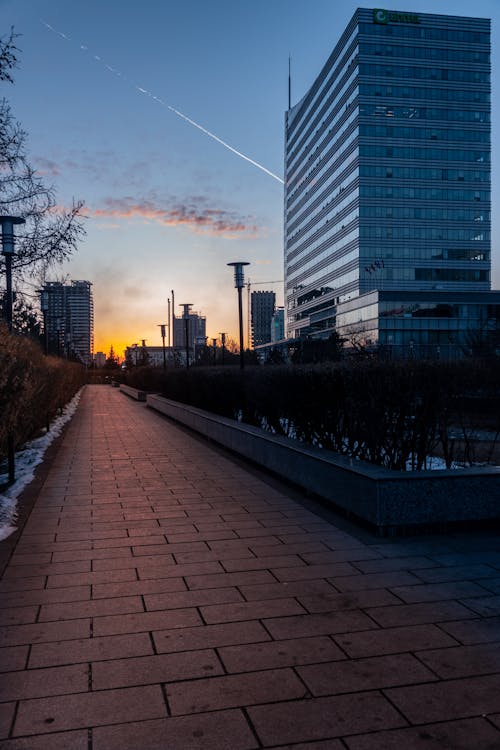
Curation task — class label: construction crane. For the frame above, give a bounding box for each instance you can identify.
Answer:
[246,279,284,348]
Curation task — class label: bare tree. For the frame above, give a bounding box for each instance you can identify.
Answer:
[0,30,85,280]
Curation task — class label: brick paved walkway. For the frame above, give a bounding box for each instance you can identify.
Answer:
[1,385,500,749]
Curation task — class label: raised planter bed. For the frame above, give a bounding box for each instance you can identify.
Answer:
[147,393,500,533]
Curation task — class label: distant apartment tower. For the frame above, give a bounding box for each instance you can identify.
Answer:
[284,9,498,356]
[41,280,94,365]
[173,311,206,354]
[251,291,276,347]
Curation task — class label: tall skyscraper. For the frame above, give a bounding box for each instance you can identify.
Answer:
[251,290,276,347]
[284,8,498,356]
[40,280,94,365]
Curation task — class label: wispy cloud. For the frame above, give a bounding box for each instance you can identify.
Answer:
[33,157,61,177]
[86,196,260,238]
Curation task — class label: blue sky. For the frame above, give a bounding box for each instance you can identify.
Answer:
[1,0,499,354]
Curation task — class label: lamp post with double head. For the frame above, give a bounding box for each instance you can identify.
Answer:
[227,262,249,370]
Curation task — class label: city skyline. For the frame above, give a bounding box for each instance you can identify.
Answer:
[2,0,500,356]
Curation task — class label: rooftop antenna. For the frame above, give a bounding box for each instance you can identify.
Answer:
[288,54,291,110]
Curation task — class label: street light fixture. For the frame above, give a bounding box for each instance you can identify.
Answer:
[0,215,25,333]
[227,262,249,369]
[180,303,192,368]
[158,323,167,370]
[219,332,226,366]
[0,215,25,485]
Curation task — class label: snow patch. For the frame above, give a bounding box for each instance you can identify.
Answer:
[0,389,83,542]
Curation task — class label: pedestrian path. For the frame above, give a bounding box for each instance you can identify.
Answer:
[1,384,500,749]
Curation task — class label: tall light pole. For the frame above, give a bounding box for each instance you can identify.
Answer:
[0,215,25,485]
[219,332,226,366]
[180,303,192,368]
[211,337,217,365]
[0,216,25,333]
[158,324,167,370]
[227,262,249,369]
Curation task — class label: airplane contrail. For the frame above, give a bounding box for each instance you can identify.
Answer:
[40,21,284,184]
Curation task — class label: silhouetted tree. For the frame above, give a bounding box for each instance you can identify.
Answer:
[104,346,120,370]
[0,30,85,281]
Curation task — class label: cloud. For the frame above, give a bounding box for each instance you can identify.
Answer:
[87,195,260,238]
[33,157,61,176]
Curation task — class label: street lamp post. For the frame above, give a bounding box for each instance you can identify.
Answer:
[180,303,192,368]
[211,337,217,365]
[0,215,25,485]
[227,262,249,369]
[219,332,226,366]
[158,324,167,370]
[0,216,25,333]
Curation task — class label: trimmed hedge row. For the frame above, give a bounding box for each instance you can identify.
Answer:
[0,324,86,464]
[126,359,500,471]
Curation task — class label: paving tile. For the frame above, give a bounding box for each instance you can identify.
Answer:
[0,577,47,593]
[460,594,500,616]
[0,663,88,701]
[273,562,359,581]
[0,645,29,672]
[92,648,223,689]
[438,616,500,645]
[218,635,345,673]
[344,718,500,749]
[386,673,500,724]
[0,702,15,739]
[413,564,499,583]
[417,642,500,679]
[297,588,401,613]
[0,606,39,626]
[328,571,422,592]
[144,587,243,612]
[166,668,307,715]
[0,618,89,648]
[137,561,224,580]
[153,620,271,653]
[185,570,275,590]
[390,581,491,603]
[0,586,90,608]
[365,600,477,627]
[298,652,436,696]
[334,623,458,658]
[351,556,436,573]
[92,577,186,599]
[38,595,144,622]
[46,569,137,588]
[200,598,306,624]
[92,608,201,637]
[92,711,257,750]
[0,729,89,749]
[263,610,376,640]
[221,554,306,572]
[13,685,166,736]
[238,579,337,602]
[29,632,153,668]
[247,692,406,745]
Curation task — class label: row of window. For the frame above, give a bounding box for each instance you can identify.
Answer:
[362,105,489,123]
[359,185,489,201]
[362,248,488,262]
[359,144,488,163]
[360,125,489,143]
[360,63,489,84]
[361,83,489,103]
[360,165,489,182]
[359,22,489,45]
[360,226,488,241]
[360,42,489,63]
[415,269,489,282]
[360,206,488,222]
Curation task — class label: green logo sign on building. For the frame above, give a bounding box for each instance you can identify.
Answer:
[373,8,420,24]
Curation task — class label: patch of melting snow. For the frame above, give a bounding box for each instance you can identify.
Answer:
[0,389,83,542]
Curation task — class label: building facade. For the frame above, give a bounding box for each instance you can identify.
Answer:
[284,8,496,355]
[173,312,206,360]
[271,307,285,343]
[251,291,276,347]
[40,280,94,365]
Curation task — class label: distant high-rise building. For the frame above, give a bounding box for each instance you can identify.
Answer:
[251,291,276,347]
[94,351,106,368]
[271,307,285,343]
[40,280,94,365]
[284,8,499,356]
[173,311,206,358]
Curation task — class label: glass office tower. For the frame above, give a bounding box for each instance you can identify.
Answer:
[284,8,496,355]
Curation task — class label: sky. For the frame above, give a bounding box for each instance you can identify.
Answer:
[1,0,499,357]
